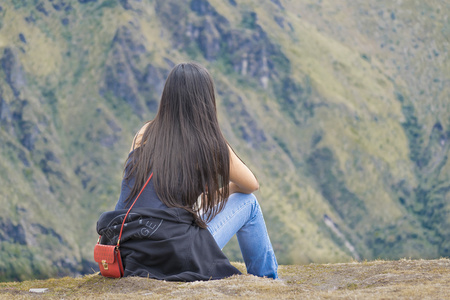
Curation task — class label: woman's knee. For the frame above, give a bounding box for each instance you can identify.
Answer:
[229,192,258,204]
[229,192,261,217]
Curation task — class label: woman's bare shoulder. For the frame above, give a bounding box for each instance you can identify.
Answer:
[130,121,152,152]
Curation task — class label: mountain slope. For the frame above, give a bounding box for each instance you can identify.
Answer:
[0,0,448,280]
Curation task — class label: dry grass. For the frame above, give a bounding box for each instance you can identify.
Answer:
[1,259,449,299]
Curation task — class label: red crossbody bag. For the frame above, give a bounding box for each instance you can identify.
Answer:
[94,173,153,278]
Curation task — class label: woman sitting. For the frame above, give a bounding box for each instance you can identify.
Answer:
[97,62,278,281]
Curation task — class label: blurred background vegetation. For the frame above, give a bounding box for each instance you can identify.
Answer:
[0,0,448,281]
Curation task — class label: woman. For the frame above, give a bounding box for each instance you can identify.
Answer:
[98,62,278,281]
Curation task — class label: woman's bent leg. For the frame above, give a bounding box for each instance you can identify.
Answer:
[206,193,278,279]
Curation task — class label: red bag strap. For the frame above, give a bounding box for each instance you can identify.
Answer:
[116,172,153,247]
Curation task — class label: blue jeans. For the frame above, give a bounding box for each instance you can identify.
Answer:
[206,193,278,279]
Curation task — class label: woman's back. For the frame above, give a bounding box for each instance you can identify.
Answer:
[121,63,231,227]
[115,165,167,210]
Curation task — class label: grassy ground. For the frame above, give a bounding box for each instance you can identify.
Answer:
[1,259,449,299]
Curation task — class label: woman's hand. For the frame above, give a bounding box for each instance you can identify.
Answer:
[228,145,259,194]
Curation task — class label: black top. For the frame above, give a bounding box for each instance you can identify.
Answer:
[115,170,168,210]
[115,149,169,210]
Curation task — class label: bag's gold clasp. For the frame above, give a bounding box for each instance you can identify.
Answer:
[102,260,108,270]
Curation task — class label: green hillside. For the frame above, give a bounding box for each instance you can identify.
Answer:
[0,0,448,281]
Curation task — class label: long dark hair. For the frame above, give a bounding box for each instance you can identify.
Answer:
[124,62,230,228]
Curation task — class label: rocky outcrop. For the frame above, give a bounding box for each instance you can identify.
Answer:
[1,48,26,98]
[0,86,13,131]
[0,218,27,245]
[0,48,41,151]
[307,147,367,226]
[222,94,267,148]
[102,26,168,115]
[155,0,290,89]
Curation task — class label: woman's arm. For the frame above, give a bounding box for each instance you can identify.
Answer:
[197,145,258,210]
[228,145,259,194]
